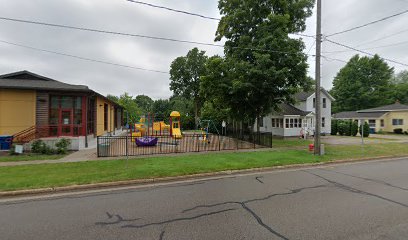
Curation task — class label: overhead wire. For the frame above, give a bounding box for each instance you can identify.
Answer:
[0,39,169,74]
[325,38,408,67]
[327,9,408,37]
[0,16,314,55]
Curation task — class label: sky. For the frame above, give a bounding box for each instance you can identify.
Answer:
[0,0,407,99]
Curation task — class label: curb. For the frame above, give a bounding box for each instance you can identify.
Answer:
[1,155,408,198]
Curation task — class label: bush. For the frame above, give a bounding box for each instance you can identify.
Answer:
[55,138,71,154]
[31,140,44,153]
[337,121,347,136]
[351,121,359,136]
[394,128,403,134]
[344,120,352,136]
[31,140,56,155]
[8,144,19,155]
[359,122,370,137]
[331,119,338,135]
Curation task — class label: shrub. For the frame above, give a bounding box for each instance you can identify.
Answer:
[337,121,347,136]
[394,128,403,134]
[8,144,19,155]
[377,129,384,134]
[55,138,71,154]
[31,140,56,155]
[404,131,408,135]
[31,140,44,153]
[331,119,338,135]
[351,121,359,136]
[344,120,352,136]
[359,122,370,137]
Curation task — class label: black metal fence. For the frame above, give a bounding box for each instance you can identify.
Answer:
[97,132,273,157]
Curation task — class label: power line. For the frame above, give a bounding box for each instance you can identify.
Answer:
[0,39,169,74]
[124,1,314,39]
[325,38,408,67]
[354,27,408,48]
[323,39,408,55]
[0,16,314,55]
[327,9,408,37]
[126,0,220,21]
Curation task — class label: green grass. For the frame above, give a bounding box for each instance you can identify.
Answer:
[0,154,65,162]
[0,142,407,192]
[272,138,313,148]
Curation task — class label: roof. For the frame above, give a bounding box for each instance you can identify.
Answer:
[357,102,408,112]
[294,88,335,102]
[170,111,181,117]
[0,70,122,108]
[275,103,311,116]
[0,70,90,92]
[333,111,386,119]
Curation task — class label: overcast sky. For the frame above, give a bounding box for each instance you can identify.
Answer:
[0,0,407,99]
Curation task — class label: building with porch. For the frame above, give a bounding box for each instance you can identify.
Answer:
[255,88,334,137]
[0,70,123,149]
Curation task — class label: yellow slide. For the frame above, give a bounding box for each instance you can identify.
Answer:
[172,128,182,139]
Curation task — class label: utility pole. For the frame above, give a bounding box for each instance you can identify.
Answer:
[314,0,322,155]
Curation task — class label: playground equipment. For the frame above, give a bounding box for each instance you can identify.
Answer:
[131,111,183,146]
[197,120,220,143]
[170,111,182,139]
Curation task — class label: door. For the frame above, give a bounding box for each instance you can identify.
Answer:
[60,109,73,136]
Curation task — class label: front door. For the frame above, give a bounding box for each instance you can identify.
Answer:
[60,109,73,136]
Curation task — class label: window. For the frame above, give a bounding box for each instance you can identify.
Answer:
[368,119,376,128]
[380,119,384,127]
[271,118,276,128]
[323,98,327,108]
[313,98,316,108]
[392,119,404,126]
[322,117,325,128]
[285,119,289,128]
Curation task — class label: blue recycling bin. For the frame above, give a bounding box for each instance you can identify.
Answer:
[0,135,13,150]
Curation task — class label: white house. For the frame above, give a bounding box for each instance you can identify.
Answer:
[255,88,334,137]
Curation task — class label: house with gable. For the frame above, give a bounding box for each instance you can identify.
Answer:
[255,88,334,137]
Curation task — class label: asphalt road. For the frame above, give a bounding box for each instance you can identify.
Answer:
[1,158,408,240]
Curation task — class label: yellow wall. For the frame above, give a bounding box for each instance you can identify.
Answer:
[96,96,116,136]
[0,89,36,135]
[380,111,408,132]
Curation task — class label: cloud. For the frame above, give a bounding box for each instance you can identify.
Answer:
[0,0,407,99]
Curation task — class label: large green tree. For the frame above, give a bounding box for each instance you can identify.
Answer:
[204,0,313,132]
[170,48,208,128]
[331,54,394,113]
[391,71,408,104]
[107,93,142,124]
[134,95,154,114]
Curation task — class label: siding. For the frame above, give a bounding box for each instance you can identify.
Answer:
[96,96,115,136]
[0,89,36,135]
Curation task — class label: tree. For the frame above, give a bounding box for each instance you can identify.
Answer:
[152,99,171,121]
[170,48,208,128]
[204,0,314,132]
[134,95,154,113]
[359,122,370,137]
[391,71,408,104]
[331,119,338,135]
[351,121,359,136]
[331,54,394,113]
[107,93,142,124]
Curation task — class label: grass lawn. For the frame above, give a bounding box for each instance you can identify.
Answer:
[0,154,65,162]
[1,142,407,192]
[272,138,313,148]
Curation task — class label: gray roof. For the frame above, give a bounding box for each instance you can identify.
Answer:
[0,70,90,92]
[294,88,335,101]
[357,102,408,112]
[333,111,386,119]
[275,103,311,116]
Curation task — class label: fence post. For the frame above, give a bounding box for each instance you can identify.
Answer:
[97,136,99,157]
[218,134,221,151]
[126,135,129,168]
[197,135,200,152]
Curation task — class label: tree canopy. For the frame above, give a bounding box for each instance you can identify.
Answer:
[330,54,394,113]
[170,47,208,127]
[201,0,314,130]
